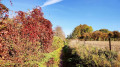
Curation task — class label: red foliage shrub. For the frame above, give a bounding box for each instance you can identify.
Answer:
[0,5,53,64]
[14,7,53,49]
[0,3,9,21]
[0,1,54,65]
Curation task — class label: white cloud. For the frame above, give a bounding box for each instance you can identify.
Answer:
[41,0,62,7]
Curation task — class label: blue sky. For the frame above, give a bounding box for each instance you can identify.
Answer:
[2,0,120,36]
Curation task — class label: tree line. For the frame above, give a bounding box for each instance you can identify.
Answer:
[67,24,120,41]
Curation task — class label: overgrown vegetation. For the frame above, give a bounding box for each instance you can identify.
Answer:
[0,1,65,67]
[60,44,120,67]
[0,36,65,67]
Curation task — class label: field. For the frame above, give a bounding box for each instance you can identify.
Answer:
[59,40,120,67]
[69,40,120,53]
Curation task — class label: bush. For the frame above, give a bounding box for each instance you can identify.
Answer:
[0,7,54,66]
[52,36,65,50]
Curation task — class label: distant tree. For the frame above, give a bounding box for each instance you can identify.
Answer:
[108,32,114,38]
[92,31,102,41]
[82,33,91,45]
[99,29,110,33]
[101,33,108,41]
[67,34,72,39]
[113,31,120,41]
[72,24,93,39]
[82,33,90,41]
[54,26,65,40]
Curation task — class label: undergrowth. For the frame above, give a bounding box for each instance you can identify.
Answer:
[60,44,120,67]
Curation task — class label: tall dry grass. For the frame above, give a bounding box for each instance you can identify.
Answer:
[63,39,120,67]
[69,40,120,53]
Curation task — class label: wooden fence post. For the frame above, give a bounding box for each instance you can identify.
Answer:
[109,37,111,51]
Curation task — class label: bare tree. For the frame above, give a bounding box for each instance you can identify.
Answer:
[54,26,65,40]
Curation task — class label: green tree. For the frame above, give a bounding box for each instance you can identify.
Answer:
[99,29,110,33]
[72,24,93,39]
[67,34,72,39]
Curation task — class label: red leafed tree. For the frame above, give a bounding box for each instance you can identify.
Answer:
[15,7,53,49]
[0,1,54,65]
[0,3,9,21]
[0,2,10,59]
